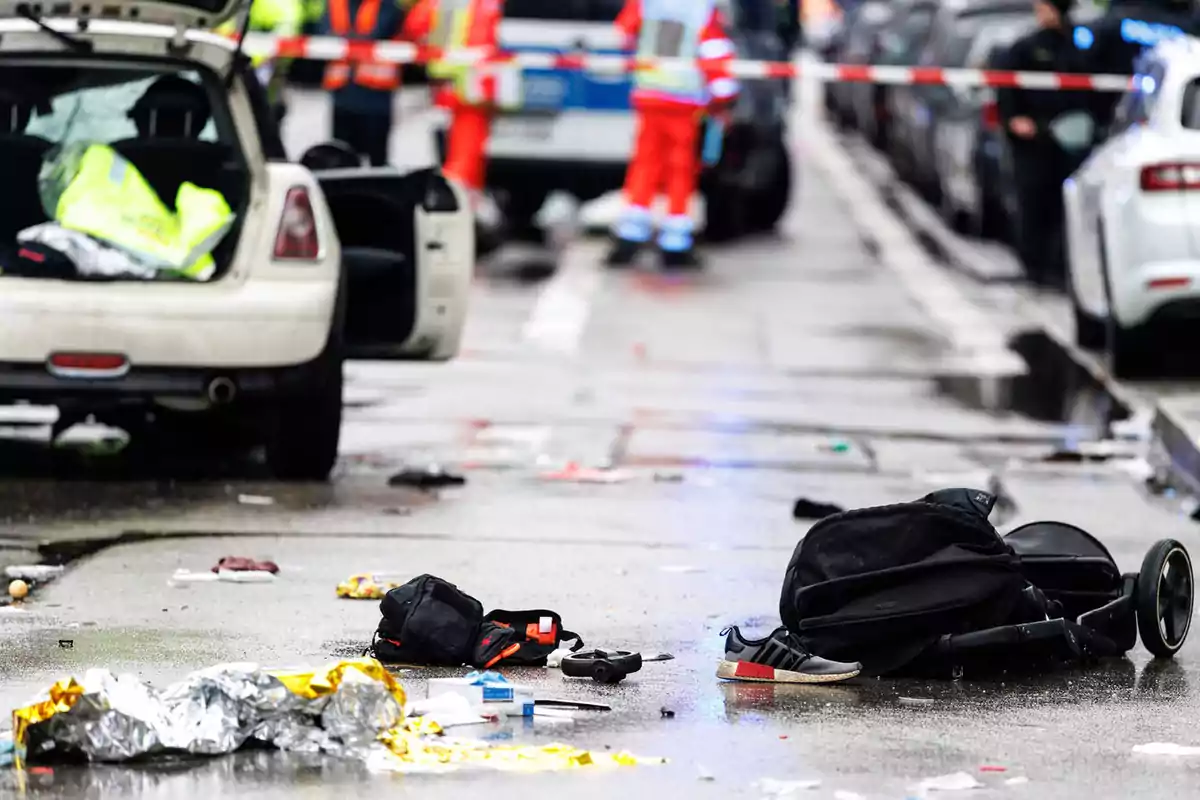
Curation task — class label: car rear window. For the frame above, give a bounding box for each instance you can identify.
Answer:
[4,62,235,148]
[504,0,624,21]
[1181,79,1200,129]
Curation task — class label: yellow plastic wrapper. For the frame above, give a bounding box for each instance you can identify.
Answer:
[11,677,86,762]
[270,658,407,707]
[336,573,403,600]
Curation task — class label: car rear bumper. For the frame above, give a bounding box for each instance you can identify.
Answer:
[1112,261,1200,328]
[0,277,338,367]
[0,357,331,407]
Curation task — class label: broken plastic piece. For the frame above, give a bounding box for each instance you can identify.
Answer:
[756,777,821,795]
[792,498,845,520]
[910,771,983,793]
[898,696,934,707]
[388,466,467,489]
[1132,742,1200,756]
[5,565,65,582]
[541,462,633,484]
[660,707,675,719]
[697,763,715,781]
[337,573,402,600]
[237,494,275,506]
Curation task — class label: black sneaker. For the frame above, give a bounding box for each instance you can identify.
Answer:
[717,625,862,684]
[605,238,641,267]
[660,247,703,270]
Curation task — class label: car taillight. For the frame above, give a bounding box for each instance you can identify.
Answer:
[1140,163,1200,192]
[980,100,1000,131]
[274,187,319,260]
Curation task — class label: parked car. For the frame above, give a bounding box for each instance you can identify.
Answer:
[827,0,895,135]
[0,0,474,480]
[435,0,799,243]
[890,0,1030,204]
[1063,38,1200,376]
[932,14,1035,236]
[867,0,939,154]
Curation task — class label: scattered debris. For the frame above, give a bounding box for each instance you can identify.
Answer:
[898,696,934,707]
[58,640,73,649]
[5,565,65,582]
[1132,742,1200,756]
[792,498,845,520]
[388,465,467,489]
[660,565,705,574]
[1004,777,1029,786]
[428,672,534,717]
[561,650,645,685]
[541,462,633,484]
[8,579,29,600]
[337,574,403,600]
[755,777,821,795]
[535,699,611,712]
[212,557,279,575]
[909,771,983,794]
[979,765,1006,772]
[653,472,685,483]
[819,439,852,454]
[13,658,665,773]
[1039,441,1141,465]
[833,792,865,800]
[381,507,413,517]
[170,569,276,585]
[237,494,275,506]
[697,763,716,781]
[660,707,675,719]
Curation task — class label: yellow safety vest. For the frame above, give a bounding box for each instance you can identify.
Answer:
[49,144,232,281]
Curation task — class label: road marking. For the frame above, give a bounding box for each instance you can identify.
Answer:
[521,240,606,355]
[798,109,1025,379]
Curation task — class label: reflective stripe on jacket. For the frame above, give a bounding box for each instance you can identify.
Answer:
[405,0,519,108]
[323,0,402,91]
[617,0,740,109]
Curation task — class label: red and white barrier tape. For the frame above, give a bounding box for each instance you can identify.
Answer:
[240,33,1133,91]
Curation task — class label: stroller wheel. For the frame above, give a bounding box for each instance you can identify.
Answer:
[1136,539,1194,658]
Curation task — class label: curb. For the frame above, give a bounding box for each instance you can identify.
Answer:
[835,130,1159,436]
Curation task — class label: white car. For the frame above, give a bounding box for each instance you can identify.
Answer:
[0,0,474,479]
[1064,37,1200,376]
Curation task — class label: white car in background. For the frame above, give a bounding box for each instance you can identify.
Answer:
[0,0,473,479]
[1064,37,1200,377]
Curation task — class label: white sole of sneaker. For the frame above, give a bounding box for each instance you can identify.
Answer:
[716,659,860,684]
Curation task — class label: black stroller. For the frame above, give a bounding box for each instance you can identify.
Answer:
[781,488,1195,678]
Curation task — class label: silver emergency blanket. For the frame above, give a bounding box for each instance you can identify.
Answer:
[17,223,159,280]
[19,663,404,764]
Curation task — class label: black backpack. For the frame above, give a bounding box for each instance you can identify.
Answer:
[370,575,583,668]
[779,489,1045,677]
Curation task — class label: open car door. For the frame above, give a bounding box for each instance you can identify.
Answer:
[314,166,474,362]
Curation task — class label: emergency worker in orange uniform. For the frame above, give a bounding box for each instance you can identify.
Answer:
[404,0,512,207]
[608,0,739,269]
[320,0,408,166]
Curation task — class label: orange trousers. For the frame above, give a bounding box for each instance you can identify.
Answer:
[442,104,492,193]
[622,106,703,216]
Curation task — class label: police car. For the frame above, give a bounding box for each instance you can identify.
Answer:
[0,0,473,479]
[1064,36,1200,377]
[433,0,797,241]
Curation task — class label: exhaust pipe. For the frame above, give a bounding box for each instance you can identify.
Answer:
[207,377,237,406]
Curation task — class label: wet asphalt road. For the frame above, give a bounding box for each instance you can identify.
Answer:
[4,82,1200,799]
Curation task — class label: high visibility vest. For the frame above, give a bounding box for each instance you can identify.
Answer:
[635,0,713,104]
[323,0,401,92]
[50,144,232,281]
[426,0,521,108]
[217,0,302,100]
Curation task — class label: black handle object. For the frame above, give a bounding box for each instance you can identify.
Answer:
[560,650,643,684]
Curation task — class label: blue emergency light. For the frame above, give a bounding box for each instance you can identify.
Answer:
[1119,18,1185,47]
[1074,25,1095,49]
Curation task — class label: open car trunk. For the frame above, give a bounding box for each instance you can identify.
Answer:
[0,58,250,282]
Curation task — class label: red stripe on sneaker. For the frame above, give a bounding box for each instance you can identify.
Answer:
[734,661,776,680]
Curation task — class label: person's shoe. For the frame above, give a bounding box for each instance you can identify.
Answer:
[660,247,703,270]
[605,238,641,268]
[716,625,862,684]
